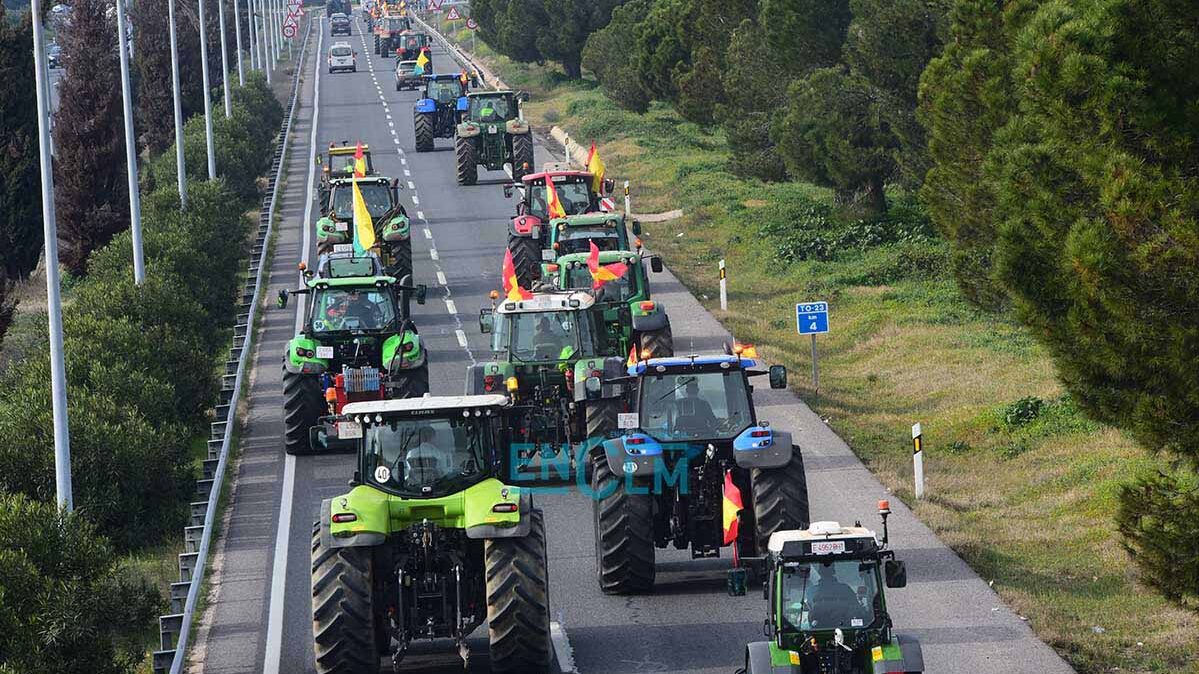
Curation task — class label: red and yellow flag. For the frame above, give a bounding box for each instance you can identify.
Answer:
[587,240,628,290]
[733,342,759,358]
[586,141,606,194]
[353,142,367,178]
[722,470,744,546]
[502,249,533,302]
[546,178,567,220]
[627,343,638,368]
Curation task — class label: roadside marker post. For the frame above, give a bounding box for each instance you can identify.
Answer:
[719,259,727,311]
[623,180,631,215]
[912,422,925,499]
[795,301,829,395]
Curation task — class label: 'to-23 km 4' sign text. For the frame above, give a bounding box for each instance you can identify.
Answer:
[796,302,829,335]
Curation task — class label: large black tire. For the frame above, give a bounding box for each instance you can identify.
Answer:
[485,509,551,674]
[511,133,534,180]
[389,365,429,398]
[506,233,542,287]
[311,522,382,674]
[751,446,810,554]
[414,112,435,152]
[593,457,655,594]
[637,322,674,359]
[585,397,619,440]
[284,369,325,455]
[386,236,412,282]
[455,136,478,186]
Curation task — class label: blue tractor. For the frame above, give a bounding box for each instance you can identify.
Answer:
[589,351,810,594]
[413,74,470,153]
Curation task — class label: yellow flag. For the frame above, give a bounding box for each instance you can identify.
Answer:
[586,141,606,193]
[351,179,376,253]
[415,50,430,75]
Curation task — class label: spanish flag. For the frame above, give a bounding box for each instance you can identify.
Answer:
[353,142,367,178]
[502,248,533,301]
[546,178,567,220]
[627,343,638,368]
[585,141,606,193]
[351,179,376,255]
[722,470,743,546]
[587,240,627,290]
[734,342,759,358]
[415,49,430,75]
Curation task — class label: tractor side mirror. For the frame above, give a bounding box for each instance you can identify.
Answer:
[309,426,330,452]
[276,289,289,308]
[518,90,530,102]
[726,567,747,597]
[584,376,602,399]
[414,284,427,305]
[602,178,615,195]
[768,365,787,389]
[649,256,663,273]
[479,308,493,333]
[631,219,642,236]
[885,559,907,588]
[315,154,323,166]
[503,183,514,199]
[392,177,401,189]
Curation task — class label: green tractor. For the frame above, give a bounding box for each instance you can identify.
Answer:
[276,253,429,454]
[310,394,552,673]
[731,503,925,674]
[315,163,414,282]
[470,290,629,475]
[454,91,534,186]
[545,248,674,360]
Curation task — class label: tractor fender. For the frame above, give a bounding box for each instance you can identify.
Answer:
[893,634,925,673]
[465,490,533,540]
[320,498,386,549]
[283,337,328,375]
[733,428,793,470]
[631,306,669,332]
[381,215,410,242]
[601,434,662,479]
[510,214,543,238]
[465,363,487,395]
[456,122,481,138]
[414,98,436,113]
[385,332,425,373]
[744,642,779,674]
[505,119,531,135]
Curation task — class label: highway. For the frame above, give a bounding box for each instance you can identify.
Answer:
[189,14,1077,674]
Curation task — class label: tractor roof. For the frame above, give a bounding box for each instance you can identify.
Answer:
[343,394,512,416]
[551,213,624,228]
[315,251,384,279]
[328,144,370,156]
[328,175,392,185]
[305,275,397,289]
[520,169,594,184]
[768,522,881,558]
[553,250,642,265]
[468,90,516,98]
[495,291,595,314]
[425,73,463,81]
[630,354,757,376]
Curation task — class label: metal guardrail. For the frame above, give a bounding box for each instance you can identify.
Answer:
[151,17,315,674]
[410,13,506,89]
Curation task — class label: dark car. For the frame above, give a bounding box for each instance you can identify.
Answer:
[47,44,62,69]
[330,13,351,36]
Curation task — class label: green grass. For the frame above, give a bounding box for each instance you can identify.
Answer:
[441,31,1199,674]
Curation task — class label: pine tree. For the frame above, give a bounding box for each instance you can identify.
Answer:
[133,0,178,155]
[52,0,130,273]
[0,6,44,279]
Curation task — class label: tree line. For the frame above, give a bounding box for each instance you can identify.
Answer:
[474,0,1199,609]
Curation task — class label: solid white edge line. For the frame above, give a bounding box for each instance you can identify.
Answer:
[455,329,468,348]
[551,621,577,674]
[263,16,322,674]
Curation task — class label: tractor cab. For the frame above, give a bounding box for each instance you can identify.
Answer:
[507,169,616,222]
[462,91,523,125]
[455,90,534,184]
[481,291,610,367]
[318,142,376,202]
[734,504,925,674]
[318,175,413,280]
[395,30,429,60]
[311,250,386,279]
[546,213,639,260]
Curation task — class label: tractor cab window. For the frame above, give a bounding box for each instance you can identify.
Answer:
[311,286,396,332]
[564,265,636,302]
[387,17,405,30]
[529,178,595,219]
[332,182,392,219]
[493,310,590,362]
[638,370,752,441]
[557,228,621,255]
[365,416,490,497]
[427,80,461,103]
[780,560,881,632]
[471,96,511,122]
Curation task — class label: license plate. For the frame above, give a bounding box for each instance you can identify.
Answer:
[618,413,639,429]
[338,421,363,439]
[488,125,497,134]
[335,221,349,232]
[316,346,334,359]
[541,249,556,261]
[811,540,846,555]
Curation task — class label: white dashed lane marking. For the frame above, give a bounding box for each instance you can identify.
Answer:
[445,299,457,314]
[429,247,438,260]
[455,329,468,348]
[437,271,447,286]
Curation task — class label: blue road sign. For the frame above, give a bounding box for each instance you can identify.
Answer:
[796,302,829,335]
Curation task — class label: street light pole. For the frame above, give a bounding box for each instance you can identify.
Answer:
[259,1,271,84]
[168,0,188,209]
[218,0,232,117]
[248,0,258,70]
[115,0,145,285]
[31,0,73,512]
[234,0,245,85]
[198,0,217,180]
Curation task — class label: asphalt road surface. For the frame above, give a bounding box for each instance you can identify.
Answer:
[190,14,1078,674]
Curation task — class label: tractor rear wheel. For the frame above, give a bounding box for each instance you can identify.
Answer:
[283,369,325,455]
[455,136,478,186]
[750,446,810,554]
[637,322,675,360]
[486,509,551,674]
[387,236,413,283]
[593,457,655,594]
[584,398,620,482]
[414,112,435,152]
[511,133,534,180]
[506,233,541,287]
[311,522,382,674]
[389,365,429,399]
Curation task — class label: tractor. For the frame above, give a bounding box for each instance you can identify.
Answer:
[309,394,552,673]
[454,90,534,186]
[545,248,674,360]
[393,30,429,61]
[731,503,925,674]
[375,14,411,55]
[470,290,630,476]
[318,142,376,206]
[315,170,413,282]
[414,74,471,152]
[502,166,617,284]
[276,255,429,454]
[590,351,809,593]
[507,211,642,287]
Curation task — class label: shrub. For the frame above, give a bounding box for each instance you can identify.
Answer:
[1117,471,1199,608]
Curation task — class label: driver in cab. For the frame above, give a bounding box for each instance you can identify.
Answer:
[401,426,453,490]
[532,316,574,361]
[327,289,381,329]
[784,563,871,629]
[671,377,717,434]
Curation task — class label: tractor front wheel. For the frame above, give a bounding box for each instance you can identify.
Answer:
[283,369,325,455]
[750,446,810,554]
[637,323,675,360]
[511,133,535,180]
[593,457,655,594]
[486,509,552,674]
[455,136,478,186]
[506,233,541,287]
[414,112,435,152]
[311,522,382,674]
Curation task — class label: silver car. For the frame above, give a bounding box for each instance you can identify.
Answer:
[327,42,357,74]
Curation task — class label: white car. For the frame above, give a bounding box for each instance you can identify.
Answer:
[327,42,357,74]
